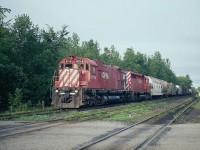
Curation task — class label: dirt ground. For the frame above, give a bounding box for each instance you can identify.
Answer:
[175,107,200,124]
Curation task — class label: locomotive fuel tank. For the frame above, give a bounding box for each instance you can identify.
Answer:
[101,96,121,103]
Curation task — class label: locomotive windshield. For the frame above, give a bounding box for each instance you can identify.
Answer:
[66,64,72,68]
[60,63,64,69]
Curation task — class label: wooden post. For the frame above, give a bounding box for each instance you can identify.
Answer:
[42,101,45,110]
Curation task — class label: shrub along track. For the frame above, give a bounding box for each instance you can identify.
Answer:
[73,97,197,150]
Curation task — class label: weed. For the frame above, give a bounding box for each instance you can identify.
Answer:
[8,99,188,123]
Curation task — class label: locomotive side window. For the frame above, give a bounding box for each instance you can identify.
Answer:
[66,64,72,68]
[92,66,96,75]
[60,63,64,69]
[131,74,136,78]
[86,63,89,70]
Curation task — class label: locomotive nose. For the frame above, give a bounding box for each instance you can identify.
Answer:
[58,68,80,88]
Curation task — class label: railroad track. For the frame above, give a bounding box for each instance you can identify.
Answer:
[0,114,106,139]
[0,119,64,139]
[135,99,198,150]
[74,98,197,150]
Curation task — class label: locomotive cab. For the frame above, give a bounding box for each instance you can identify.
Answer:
[51,56,97,108]
[54,56,94,88]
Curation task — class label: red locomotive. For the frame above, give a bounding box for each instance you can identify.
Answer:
[51,56,150,108]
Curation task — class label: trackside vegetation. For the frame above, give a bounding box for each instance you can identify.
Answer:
[0,6,193,111]
[11,98,189,123]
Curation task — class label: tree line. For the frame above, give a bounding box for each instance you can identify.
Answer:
[0,7,193,111]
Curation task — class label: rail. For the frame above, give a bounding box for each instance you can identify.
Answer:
[135,99,198,150]
[74,98,195,150]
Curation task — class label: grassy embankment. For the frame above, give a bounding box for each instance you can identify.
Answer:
[11,98,190,123]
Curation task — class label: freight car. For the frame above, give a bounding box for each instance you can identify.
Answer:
[170,83,176,96]
[176,85,183,95]
[147,76,168,98]
[51,56,191,108]
[51,56,150,108]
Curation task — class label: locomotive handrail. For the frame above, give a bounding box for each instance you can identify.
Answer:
[50,70,59,99]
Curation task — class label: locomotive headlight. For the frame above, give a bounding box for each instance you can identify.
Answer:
[75,59,84,63]
[70,90,78,95]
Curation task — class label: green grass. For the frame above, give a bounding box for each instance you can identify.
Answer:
[190,98,200,123]
[9,98,189,123]
[0,106,55,116]
[193,98,200,109]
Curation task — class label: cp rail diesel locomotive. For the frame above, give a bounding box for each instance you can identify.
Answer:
[51,56,192,108]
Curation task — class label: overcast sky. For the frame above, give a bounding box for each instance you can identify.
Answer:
[1,0,200,88]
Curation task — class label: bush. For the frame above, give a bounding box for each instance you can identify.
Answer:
[8,88,23,112]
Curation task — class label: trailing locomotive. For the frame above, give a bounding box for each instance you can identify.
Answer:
[51,56,192,108]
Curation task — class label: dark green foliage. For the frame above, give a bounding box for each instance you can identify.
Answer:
[8,88,23,111]
[81,39,100,59]
[65,33,100,60]
[122,48,136,70]
[0,8,70,110]
[147,51,178,83]
[0,63,27,109]
[100,45,122,67]
[177,74,192,88]
[197,87,200,92]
